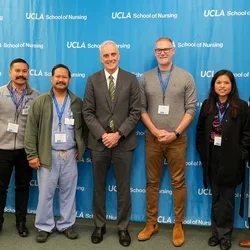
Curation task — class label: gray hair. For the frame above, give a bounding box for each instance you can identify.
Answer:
[99,40,119,54]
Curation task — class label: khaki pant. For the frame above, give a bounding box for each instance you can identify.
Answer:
[145,133,187,224]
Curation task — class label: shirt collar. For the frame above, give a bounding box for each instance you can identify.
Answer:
[11,82,27,92]
[104,67,119,82]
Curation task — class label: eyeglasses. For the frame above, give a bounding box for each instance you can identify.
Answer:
[155,48,173,54]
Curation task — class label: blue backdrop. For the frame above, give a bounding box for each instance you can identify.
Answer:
[1,0,250,229]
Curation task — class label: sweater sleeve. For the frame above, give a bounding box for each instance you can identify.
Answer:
[140,74,148,114]
[184,73,197,117]
[24,98,40,160]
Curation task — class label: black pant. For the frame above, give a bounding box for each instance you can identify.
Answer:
[91,148,133,231]
[0,149,33,224]
[209,144,236,240]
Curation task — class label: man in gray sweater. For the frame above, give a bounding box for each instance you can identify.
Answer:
[138,37,196,247]
[0,58,39,237]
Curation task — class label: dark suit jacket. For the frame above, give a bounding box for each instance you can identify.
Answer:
[83,68,141,151]
[196,99,250,188]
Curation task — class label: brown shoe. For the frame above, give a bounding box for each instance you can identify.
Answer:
[172,222,184,247]
[239,238,250,247]
[138,224,159,241]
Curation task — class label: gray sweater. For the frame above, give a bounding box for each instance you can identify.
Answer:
[0,81,39,150]
[140,66,197,135]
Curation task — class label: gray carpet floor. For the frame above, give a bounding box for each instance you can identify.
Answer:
[0,214,249,250]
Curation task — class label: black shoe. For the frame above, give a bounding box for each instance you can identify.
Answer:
[62,226,78,239]
[91,226,106,244]
[208,235,220,246]
[36,231,50,243]
[118,230,131,247]
[16,222,29,237]
[0,223,2,232]
[220,238,231,250]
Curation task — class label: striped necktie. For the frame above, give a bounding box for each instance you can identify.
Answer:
[109,75,115,131]
[109,75,115,102]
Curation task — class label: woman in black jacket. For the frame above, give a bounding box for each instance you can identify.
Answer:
[196,70,250,250]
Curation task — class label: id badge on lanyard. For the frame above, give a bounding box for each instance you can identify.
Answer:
[53,93,68,143]
[158,105,169,115]
[214,136,222,146]
[214,102,229,146]
[55,132,67,143]
[7,123,19,133]
[157,65,174,105]
[8,88,27,133]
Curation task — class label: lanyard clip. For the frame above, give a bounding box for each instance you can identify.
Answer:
[58,122,62,132]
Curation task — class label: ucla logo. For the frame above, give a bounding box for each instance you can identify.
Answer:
[111,12,131,19]
[29,69,43,76]
[164,159,168,165]
[197,102,203,108]
[108,185,117,192]
[76,211,85,218]
[26,13,44,20]
[30,180,38,186]
[200,71,214,78]
[67,42,86,49]
[198,188,212,195]
[158,216,172,223]
[204,10,225,17]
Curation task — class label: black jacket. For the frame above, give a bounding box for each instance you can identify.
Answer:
[196,99,250,188]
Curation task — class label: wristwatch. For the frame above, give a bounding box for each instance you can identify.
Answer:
[174,130,180,138]
[117,130,123,137]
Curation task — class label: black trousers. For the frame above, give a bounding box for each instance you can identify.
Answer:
[209,144,236,240]
[0,149,33,224]
[91,147,133,231]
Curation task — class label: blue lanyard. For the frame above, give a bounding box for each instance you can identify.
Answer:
[216,102,229,124]
[52,93,68,131]
[157,64,174,104]
[9,88,27,110]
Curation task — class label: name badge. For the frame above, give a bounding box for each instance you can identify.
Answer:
[55,133,67,143]
[7,123,19,133]
[214,136,222,146]
[158,105,169,115]
[22,106,30,115]
[65,118,74,125]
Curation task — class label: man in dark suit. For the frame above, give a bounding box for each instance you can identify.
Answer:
[83,40,141,247]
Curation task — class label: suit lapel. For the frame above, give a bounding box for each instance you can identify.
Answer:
[99,70,112,108]
[112,69,123,111]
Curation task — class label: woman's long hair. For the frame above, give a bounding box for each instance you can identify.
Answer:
[203,69,240,118]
